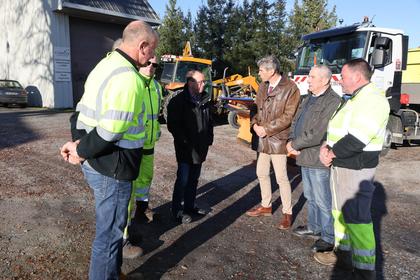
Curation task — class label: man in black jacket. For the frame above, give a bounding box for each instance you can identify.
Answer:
[167,70,214,224]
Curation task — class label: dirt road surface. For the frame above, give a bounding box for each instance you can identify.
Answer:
[0,108,419,279]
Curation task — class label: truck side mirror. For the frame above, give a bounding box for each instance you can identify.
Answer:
[371,37,391,69]
[371,49,386,68]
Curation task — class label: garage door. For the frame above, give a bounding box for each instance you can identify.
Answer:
[69,17,124,106]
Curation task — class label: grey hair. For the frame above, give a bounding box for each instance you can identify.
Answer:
[312,65,332,80]
[257,55,281,74]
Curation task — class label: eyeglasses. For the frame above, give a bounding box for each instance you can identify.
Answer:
[146,61,159,68]
[195,80,207,85]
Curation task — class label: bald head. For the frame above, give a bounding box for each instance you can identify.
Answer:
[122,21,157,46]
[119,21,159,66]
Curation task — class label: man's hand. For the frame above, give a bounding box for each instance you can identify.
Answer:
[286,141,300,156]
[319,143,335,167]
[253,124,267,138]
[60,140,84,165]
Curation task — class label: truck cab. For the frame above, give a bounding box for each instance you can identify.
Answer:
[294,19,419,149]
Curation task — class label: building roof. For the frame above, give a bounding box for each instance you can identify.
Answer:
[56,0,161,26]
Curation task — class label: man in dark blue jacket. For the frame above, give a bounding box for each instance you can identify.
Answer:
[167,70,214,224]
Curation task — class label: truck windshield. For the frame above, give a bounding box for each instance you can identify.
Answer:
[160,63,175,83]
[295,31,368,74]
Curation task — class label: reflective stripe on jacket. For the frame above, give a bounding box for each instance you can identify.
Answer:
[327,83,389,152]
[76,51,146,149]
[141,74,162,149]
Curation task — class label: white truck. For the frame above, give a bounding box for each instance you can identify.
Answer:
[293,18,420,152]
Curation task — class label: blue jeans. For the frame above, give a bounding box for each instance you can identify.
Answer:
[301,166,334,244]
[81,161,132,280]
[171,162,202,216]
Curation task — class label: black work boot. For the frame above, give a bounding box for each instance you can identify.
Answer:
[330,249,353,280]
[353,268,376,280]
[134,201,149,223]
[335,249,353,270]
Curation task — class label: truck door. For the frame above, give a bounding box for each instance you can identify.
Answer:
[369,33,404,113]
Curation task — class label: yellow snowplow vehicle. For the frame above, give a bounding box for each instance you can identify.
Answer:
[215,68,259,142]
[159,42,259,143]
[159,42,213,120]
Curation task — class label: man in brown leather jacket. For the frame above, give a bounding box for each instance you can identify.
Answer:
[246,55,300,230]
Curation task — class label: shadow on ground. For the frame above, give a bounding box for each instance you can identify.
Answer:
[0,108,72,149]
[128,161,302,279]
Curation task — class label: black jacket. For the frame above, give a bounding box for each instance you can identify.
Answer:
[167,87,214,164]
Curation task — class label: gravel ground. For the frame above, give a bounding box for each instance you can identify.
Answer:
[0,107,419,280]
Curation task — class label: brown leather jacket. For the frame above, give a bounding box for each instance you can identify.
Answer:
[252,75,300,154]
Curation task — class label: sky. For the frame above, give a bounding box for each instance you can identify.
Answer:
[150,0,420,49]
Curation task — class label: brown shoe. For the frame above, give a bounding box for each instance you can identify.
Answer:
[314,251,337,266]
[278,214,292,230]
[122,240,143,259]
[246,206,272,217]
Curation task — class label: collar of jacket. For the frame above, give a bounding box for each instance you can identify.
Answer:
[308,85,332,97]
[139,72,153,87]
[182,86,211,106]
[349,82,370,99]
[264,75,289,98]
[114,48,139,70]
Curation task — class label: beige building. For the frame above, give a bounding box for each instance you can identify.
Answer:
[0,0,160,108]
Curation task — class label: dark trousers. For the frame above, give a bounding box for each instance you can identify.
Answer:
[171,162,202,216]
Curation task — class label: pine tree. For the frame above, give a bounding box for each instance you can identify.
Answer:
[223,2,252,75]
[156,0,186,56]
[182,10,195,52]
[224,0,277,76]
[270,0,292,72]
[249,0,273,60]
[194,0,234,61]
[285,0,337,69]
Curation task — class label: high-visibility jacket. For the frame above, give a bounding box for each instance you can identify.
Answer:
[140,73,162,149]
[327,83,390,169]
[75,50,147,180]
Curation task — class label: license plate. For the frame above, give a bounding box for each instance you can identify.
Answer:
[5,92,18,95]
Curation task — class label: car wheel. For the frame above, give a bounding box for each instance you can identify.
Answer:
[19,103,27,108]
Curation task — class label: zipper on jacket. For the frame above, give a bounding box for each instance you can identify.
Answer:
[147,85,154,145]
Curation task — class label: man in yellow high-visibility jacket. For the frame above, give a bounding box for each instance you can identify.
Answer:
[123,56,162,259]
[60,21,158,280]
[316,58,389,280]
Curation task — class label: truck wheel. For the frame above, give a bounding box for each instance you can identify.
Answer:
[162,90,180,122]
[228,111,240,129]
[381,127,392,156]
